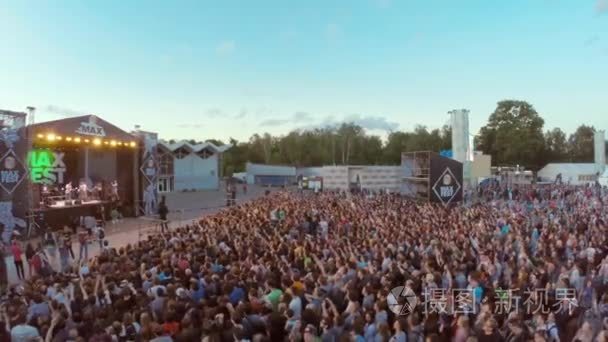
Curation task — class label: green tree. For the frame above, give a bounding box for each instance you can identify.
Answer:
[221,137,249,176]
[477,100,546,170]
[567,125,595,162]
[205,139,225,146]
[544,128,568,162]
[382,131,410,164]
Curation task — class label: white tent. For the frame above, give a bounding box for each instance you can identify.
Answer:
[538,163,601,185]
[599,169,608,187]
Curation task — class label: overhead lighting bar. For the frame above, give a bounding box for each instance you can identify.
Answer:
[35,134,135,148]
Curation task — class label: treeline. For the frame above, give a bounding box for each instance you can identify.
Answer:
[174,100,604,175]
[221,124,451,176]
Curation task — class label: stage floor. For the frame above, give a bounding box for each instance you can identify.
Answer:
[48,199,102,209]
[34,200,113,231]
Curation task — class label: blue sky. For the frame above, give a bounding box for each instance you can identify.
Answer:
[1,0,606,143]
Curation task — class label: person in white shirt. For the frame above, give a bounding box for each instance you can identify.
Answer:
[287,290,303,319]
[320,219,329,239]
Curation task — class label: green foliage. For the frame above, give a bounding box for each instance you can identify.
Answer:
[544,128,568,163]
[181,100,603,176]
[218,122,452,175]
[476,100,602,170]
[477,100,546,170]
[567,125,595,162]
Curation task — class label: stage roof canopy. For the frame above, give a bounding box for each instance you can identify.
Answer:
[29,115,136,142]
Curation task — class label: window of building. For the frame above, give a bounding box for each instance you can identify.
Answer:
[197,148,214,159]
[578,174,596,182]
[173,147,190,159]
[159,151,174,175]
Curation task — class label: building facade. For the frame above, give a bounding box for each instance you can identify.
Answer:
[297,165,402,191]
[245,163,296,186]
[157,141,231,192]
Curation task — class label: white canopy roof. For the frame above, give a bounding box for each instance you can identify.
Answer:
[158,140,232,153]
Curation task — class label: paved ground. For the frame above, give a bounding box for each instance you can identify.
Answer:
[3,185,269,285]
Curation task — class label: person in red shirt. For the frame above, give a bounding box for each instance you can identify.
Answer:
[11,239,25,280]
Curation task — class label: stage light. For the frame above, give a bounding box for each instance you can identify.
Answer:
[129,141,137,148]
[66,137,73,142]
[110,140,117,146]
[46,134,56,141]
[104,141,109,145]
[74,137,81,143]
[93,138,101,146]
[56,136,63,141]
[118,142,123,146]
[37,134,44,139]
[84,139,90,143]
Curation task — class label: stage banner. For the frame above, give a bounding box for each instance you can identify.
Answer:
[0,111,28,244]
[429,153,463,206]
[138,131,159,216]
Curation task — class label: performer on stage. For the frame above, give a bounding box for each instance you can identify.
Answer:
[111,180,119,201]
[78,182,88,201]
[93,182,102,200]
[65,183,73,200]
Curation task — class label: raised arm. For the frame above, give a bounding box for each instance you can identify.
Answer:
[312,254,326,276]
[94,274,101,296]
[79,275,89,302]
[325,298,339,317]
[128,282,137,296]
[101,276,112,305]
[45,311,61,342]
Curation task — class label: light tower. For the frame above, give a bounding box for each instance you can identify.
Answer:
[449,109,471,188]
[26,106,36,125]
[594,130,606,174]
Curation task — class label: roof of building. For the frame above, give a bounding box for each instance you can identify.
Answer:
[158,140,232,153]
[29,115,136,142]
[246,162,296,176]
[538,163,603,175]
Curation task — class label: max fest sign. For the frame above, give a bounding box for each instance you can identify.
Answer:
[75,116,106,137]
[28,150,66,184]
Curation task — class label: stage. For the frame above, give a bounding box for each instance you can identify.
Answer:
[24,115,140,233]
[48,199,102,209]
[32,200,114,231]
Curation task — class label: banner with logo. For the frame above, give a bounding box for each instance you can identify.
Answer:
[137,131,158,216]
[0,111,28,244]
[28,149,67,184]
[430,153,463,206]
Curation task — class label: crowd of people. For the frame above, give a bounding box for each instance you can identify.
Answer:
[1,183,608,342]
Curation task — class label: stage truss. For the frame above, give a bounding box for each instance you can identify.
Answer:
[401,151,431,201]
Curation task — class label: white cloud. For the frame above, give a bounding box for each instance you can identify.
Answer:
[177,123,204,129]
[45,105,87,117]
[344,114,400,132]
[205,108,223,117]
[234,109,247,119]
[373,0,392,9]
[293,111,313,122]
[326,23,342,42]
[216,40,236,55]
[259,112,313,127]
[584,35,599,46]
[597,0,608,13]
[298,114,399,132]
[260,118,289,127]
